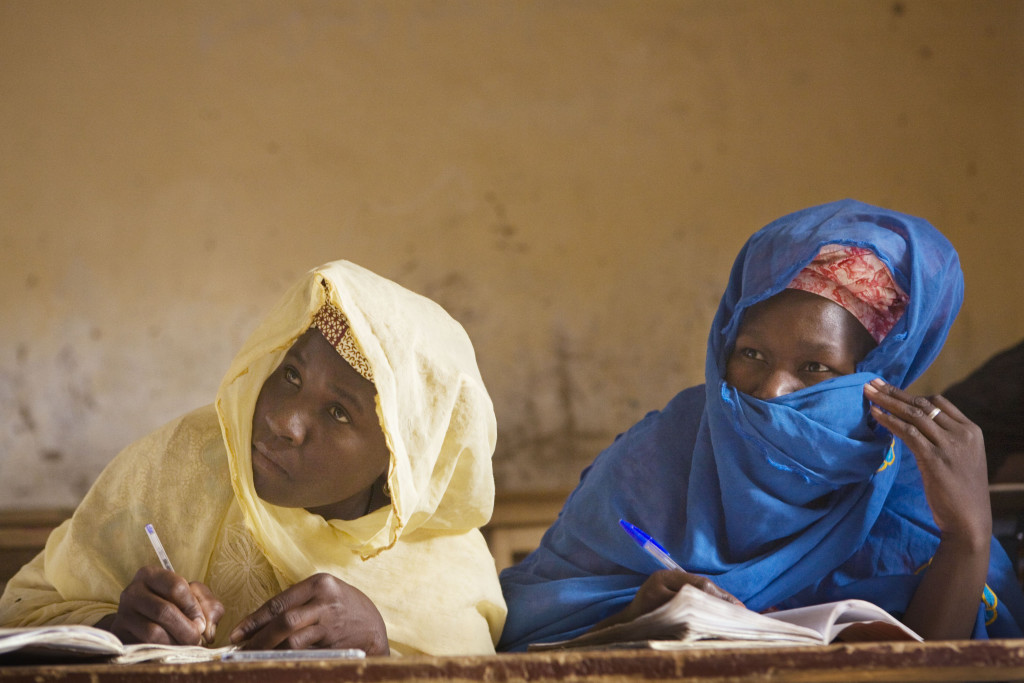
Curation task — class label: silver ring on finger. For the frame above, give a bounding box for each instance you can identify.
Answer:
[926,406,942,420]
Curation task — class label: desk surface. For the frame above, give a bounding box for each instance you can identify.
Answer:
[3,639,1024,683]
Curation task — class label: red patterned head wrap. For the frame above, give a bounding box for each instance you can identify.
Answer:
[787,245,908,343]
[311,303,375,383]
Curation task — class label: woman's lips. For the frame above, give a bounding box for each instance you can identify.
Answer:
[252,442,289,477]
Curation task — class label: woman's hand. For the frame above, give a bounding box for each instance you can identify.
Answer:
[864,378,991,640]
[589,570,742,632]
[229,572,389,655]
[864,378,991,541]
[98,566,224,645]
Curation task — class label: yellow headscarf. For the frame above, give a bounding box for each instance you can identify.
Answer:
[216,260,505,651]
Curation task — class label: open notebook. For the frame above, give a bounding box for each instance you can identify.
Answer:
[0,625,364,664]
[0,625,234,663]
[528,584,922,651]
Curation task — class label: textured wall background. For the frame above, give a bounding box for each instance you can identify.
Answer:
[2,0,1022,508]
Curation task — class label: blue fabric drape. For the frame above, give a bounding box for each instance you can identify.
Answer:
[498,199,1024,651]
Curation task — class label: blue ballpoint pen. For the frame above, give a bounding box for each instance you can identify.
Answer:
[619,519,686,572]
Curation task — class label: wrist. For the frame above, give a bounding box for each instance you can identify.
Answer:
[937,528,991,557]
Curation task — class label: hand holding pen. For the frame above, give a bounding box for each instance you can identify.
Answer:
[619,519,744,606]
[98,525,224,646]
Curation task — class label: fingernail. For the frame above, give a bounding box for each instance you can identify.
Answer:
[864,383,878,394]
[870,378,886,388]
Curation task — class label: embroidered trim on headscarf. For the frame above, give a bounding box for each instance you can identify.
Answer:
[875,439,897,473]
[984,584,999,625]
[787,245,909,343]
[311,303,375,383]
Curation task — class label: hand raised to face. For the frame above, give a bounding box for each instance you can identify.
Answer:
[864,378,991,542]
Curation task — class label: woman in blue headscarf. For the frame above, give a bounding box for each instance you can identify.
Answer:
[498,199,1024,650]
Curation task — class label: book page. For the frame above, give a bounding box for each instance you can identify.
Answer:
[528,585,824,651]
[528,586,922,651]
[0,625,124,658]
[115,643,238,664]
[650,588,822,643]
[0,626,239,664]
[763,599,921,642]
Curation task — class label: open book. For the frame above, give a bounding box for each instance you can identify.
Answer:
[528,584,922,651]
[0,625,235,664]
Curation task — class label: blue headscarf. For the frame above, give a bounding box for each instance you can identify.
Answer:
[498,199,1024,650]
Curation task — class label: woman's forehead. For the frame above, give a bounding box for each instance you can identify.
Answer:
[286,330,377,401]
[737,290,875,354]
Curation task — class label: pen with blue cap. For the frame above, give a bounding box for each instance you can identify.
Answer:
[619,519,685,572]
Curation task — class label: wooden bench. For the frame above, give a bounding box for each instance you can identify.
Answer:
[0,508,73,593]
[482,490,570,572]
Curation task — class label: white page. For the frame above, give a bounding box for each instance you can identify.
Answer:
[0,625,124,656]
[764,599,921,642]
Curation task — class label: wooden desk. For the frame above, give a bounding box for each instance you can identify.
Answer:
[3,640,1024,682]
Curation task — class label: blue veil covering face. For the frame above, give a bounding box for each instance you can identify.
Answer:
[498,199,1024,651]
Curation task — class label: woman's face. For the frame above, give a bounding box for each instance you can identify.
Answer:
[251,329,390,520]
[724,289,877,400]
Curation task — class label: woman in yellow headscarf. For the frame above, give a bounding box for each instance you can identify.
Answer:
[0,261,506,655]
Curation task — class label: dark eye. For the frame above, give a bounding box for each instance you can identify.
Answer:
[739,348,764,361]
[328,405,351,424]
[283,366,301,385]
[805,362,833,373]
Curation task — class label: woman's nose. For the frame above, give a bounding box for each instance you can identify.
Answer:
[266,404,307,444]
[754,371,802,400]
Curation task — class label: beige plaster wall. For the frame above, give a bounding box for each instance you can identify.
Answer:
[1,0,1022,509]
